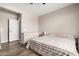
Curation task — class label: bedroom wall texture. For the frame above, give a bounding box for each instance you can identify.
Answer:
[39,4,79,38]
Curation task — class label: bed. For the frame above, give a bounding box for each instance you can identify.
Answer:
[26,34,79,56]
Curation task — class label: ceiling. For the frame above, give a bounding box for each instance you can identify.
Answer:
[0,3,73,16]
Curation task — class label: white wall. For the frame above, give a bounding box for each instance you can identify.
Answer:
[0,4,39,43]
[22,13,39,33]
[39,4,79,38]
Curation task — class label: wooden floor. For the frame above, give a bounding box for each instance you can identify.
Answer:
[0,41,39,56]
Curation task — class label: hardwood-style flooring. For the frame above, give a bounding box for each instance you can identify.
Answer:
[0,40,39,56]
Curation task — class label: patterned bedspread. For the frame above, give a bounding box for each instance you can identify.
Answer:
[26,40,76,56]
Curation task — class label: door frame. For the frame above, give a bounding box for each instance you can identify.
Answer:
[8,18,19,43]
[8,19,9,43]
[8,16,21,43]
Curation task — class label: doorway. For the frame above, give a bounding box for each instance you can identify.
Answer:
[8,18,19,42]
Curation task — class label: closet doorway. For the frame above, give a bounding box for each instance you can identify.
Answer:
[8,18,19,42]
[8,14,21,43]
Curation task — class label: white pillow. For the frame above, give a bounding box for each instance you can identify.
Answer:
[46,33,55,37]
[63,34,74,39]
[45,33,74,39]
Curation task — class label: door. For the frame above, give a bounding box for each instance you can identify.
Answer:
[9,18,19,42]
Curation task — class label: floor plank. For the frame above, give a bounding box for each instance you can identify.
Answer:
[0,40,39,56]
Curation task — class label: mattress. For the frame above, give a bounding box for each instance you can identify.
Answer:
[26,35,78,56]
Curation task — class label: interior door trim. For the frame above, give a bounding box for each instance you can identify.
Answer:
[8,19,9,43]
